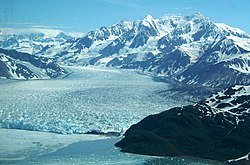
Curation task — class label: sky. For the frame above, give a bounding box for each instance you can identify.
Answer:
[0,0,250,33]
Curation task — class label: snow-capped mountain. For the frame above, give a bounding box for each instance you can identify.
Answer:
[0,28,83,55]
[38,13,250,88]
[115,85,250,162]
[0,48,67,79]
[2,13,250,88]
[40,21,134,64]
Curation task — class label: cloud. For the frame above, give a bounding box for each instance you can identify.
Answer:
[0,22,38,25]
[0,22,71,30]
[0,27,63,37]
[173,7,194,10]
[29,25,72,29]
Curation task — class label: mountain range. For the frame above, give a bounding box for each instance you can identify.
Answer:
[0,28,84,55]
[0,28,82,79]
[1,13,250,88]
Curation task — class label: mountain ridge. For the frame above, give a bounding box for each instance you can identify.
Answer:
[0,48,67,79]
[1,13,250,88]
[50,13,250,88]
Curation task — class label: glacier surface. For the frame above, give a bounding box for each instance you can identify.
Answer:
[0,66,193,134]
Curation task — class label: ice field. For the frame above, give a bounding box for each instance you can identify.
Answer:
[0,66,192,134]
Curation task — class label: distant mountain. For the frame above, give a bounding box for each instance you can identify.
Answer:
[0,28,83,55]
[115,85,250,163]
[41,13,250,88]
[39,21,134,64]
[0,48,67,79]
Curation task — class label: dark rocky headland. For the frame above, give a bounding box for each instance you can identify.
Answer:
[115,85,250,164]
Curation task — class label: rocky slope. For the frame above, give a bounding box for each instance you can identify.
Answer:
[115,85,250,163]
[0,48,67,79]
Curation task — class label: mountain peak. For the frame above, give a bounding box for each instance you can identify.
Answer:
[139,14,158,28]
[144,14,154,20]
[140,14,155,26]
[186,12,210,23]
[134,14,159,35]
[191,12,205,18]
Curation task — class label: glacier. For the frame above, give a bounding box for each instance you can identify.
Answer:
[0,66,194,135]
[0,65,222,165]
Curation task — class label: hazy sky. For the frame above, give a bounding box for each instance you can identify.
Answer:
[0,0,249,33]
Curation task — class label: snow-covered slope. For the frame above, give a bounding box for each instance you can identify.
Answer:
[0,48,67,79]
[200,85,250,125]
[205,85,250,111]
[43,21,134,64]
